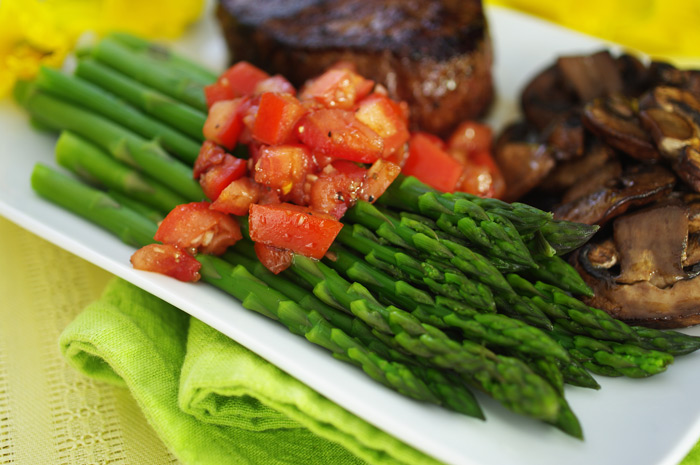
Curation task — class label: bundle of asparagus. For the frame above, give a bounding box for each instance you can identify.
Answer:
[17,33,700,439]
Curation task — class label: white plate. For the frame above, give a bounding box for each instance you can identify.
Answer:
[2,6,700,465]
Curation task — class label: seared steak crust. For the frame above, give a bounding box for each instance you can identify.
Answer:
[216,0,494,136]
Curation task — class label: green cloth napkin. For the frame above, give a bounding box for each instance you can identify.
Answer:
[59,277,442,465]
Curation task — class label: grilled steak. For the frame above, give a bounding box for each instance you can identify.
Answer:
[216,0,494,136]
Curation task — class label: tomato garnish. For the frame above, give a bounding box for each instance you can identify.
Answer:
[254,242,294,274]
[254,75,296,96]
[448,120,493,155]
[155,201,242,255]
[248,203,343,260]
[299,68,373,110]
[210,177,262,216]
[403,132,463,192]
[361,159,401,203]
[204,82,234,109]
[297,109,384,163]
[218,61,270,98]
[309,160,367,219]
[355,93,410,159]
[199,154,247,201]
[457,151,507,199]
[252,93,308,145]
[193,141,227,180]
[130,243,201,282]
[202,98,247,150]
[254,144,314,195]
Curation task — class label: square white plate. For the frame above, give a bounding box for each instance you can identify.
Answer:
[2,6,700,465]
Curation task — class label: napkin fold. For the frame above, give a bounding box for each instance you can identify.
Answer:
[59,277,441,465]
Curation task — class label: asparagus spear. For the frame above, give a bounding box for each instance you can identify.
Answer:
[16,83,203,201]
[35,66,201,163]
[75,58,207,142]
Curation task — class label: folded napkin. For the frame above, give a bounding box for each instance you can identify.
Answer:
[59,277,441,465]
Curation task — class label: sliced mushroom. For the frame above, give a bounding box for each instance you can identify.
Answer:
[649,61,700,100]
[557,50,624,102]
[560,157,622,204]
[552,164,676,225]
[582,95,661,161]
[616,53,652,97]
[573,203,700,328]
[539,140,618,194]
[521,64,577,131]
[543,109,585,160]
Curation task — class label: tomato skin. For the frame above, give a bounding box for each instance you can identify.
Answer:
[203,99,246,150]
[298,109,384,163]
[457,151,507,199]
[248,203,343,260]
[355,93,410,159]
[199,154,247,201]
[254,144,313,195]
[403,133,463,193]
[309,160,367,219]
[254,75,296,96]
[131,243,202,282]
[155,201,242,255]
[361,159,401,203]
[447,120,493,156]
[218,61,270,97]
[193,141,227,179]
[204,82,234,108]
[254,242,293,274]
[210,177,262,216]
[252,93,308,145]
[299,68,373,110]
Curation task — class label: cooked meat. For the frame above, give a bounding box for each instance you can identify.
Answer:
[216,0,494,136]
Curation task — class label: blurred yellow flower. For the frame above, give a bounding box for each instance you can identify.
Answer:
[0,0,205,97]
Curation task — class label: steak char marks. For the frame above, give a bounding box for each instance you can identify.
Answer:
[216,0,494,136]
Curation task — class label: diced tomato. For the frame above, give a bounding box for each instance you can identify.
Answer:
[218,62,270,98]
[210,177,262,216]
[203,99,246,150]
[254,242,294,274]
[252,93,308,145]
[204,82,234,108]
[310,160,367,219]
[448,120,493,156]
[297,109,384,163]
[131,243,202,282]
[403,133,463,192]
[361,159,401,203]
[199,154,247,200]
[355,93,410,159]
[254,144,314,194]
[249,203,344,260]
[299,68,373,110]
[254,75,296,96]
[155,201,242,255]
[457,151,507,199]
[193,141,226,179]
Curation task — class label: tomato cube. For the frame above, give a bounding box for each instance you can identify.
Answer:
[155,201,242,255]
[254,75,296,96]
[254,144,314,195]
[299,68,373,110]
[448,120,493,156]
[355,94,410,159]
[210,177,262,216]
[248,203,343,260]
[252,93,308,145]
[203,99,246,150]
[403,133,463,193]
[361,159,401,203]
[298,109,384,163]
[199,154,247,201]
[193,141,227,179]
[457,151,506,199]
[254,242,294,274]
[204,81,235,108]
[218,61,270,98]
[310,160,367,219]
[131,243,202,282]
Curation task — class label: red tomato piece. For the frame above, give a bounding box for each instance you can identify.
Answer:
[448,120,493,156]
[457,151,507,199]
[254,242,294,274]
[218,61,270,98]
[298,109,384,163]
[252,93,308,145]
[310,160,367,219]
[203,99,246,150]
[210,177,262,216]
[361,159,401,203]
[299,68,373,110]
[131,244,202,282]
[254,144,314,195]
[155,201,242,255]
[199,154,247,200]
[248,203,343,260]
[193,141,226,179]
[204,82,235,108]
[355,93,410,159]
[254,75,296,96]
[403,133,463,193]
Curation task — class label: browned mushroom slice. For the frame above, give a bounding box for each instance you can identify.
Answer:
[616,53,651,97]
[573,203,700,328]
[543,109,585,161]
[649,61,700,99]
[684,233,700,268]
[539,140,618,194]
[520,64,577,131]
[560,158,622,204]
[582,95,661,161]
[557,50,624,102]
[552,164,676,225]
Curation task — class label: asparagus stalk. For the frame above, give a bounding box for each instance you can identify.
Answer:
[55,131,187,214]
[89,37,208,112]
[75,58,207,142]
[36,66,201,163]
[17,83,203,201]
